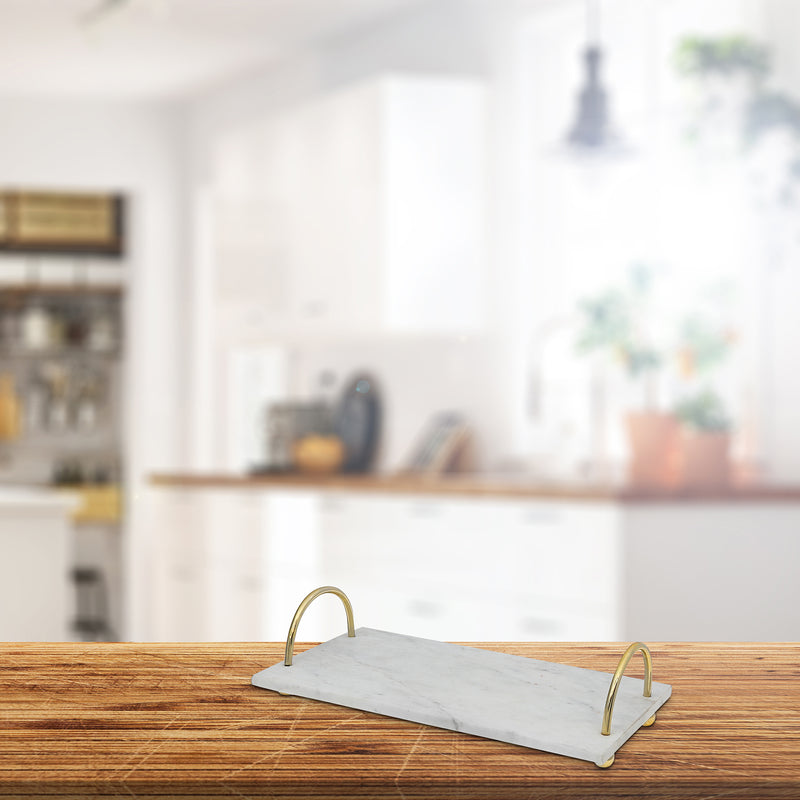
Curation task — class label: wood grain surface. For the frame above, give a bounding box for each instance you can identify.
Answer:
[0,641,798,799]
[150,471,800,503]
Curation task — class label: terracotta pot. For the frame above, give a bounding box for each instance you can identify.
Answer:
[625,411,680,489]
[678,429,730,489]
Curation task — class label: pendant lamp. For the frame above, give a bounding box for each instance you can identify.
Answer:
[563,0,631,158]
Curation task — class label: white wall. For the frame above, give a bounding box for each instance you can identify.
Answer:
[0,95,186,638]
[287,336,507,471]
[182,0,528,472]
[756,0,800,481]
[186,0,495,178]
[181,0,800,481]
[496,0,800,482]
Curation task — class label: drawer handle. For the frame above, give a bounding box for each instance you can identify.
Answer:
[284,585,355,666]
[409,504,442,517]
[518,616,561,635]
[600,642,655,740]
[521,511,561,525]
[408,599,443,619]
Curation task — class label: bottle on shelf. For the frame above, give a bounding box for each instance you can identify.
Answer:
[45,367,70,432]
[0,373,21,440]
[0,307,19,349]
[23,368,49,433]
[74,372,103,432]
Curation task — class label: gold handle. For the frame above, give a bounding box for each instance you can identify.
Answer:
[600,642,653,735]
[284,586,355,666]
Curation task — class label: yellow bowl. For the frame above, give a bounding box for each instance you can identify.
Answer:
[292,435,345,474]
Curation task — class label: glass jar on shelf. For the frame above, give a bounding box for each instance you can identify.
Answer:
[21,302,52,351]
[23,368,49,433]
[41,363,69,432]
[87,304,117,353]
[74,371,104,432]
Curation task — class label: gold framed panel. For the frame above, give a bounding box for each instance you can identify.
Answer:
[0,190,124,257]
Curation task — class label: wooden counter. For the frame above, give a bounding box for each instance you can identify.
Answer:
[150,471,800,502]
[1,642,798,798]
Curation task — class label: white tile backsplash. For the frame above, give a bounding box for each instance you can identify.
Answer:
[288,335,506,472]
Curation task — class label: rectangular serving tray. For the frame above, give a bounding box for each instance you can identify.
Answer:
[252,627,672,767]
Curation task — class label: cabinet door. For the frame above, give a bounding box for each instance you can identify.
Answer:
[154,560,207,642]
[213,120,289,331]
[205,565,265,642]
[308,493,622,642]
[210,76,485,339]
[150,490,208,641]
[382,76,486,333]
[204,490,268,641]
[0,511,70,641]
[320,493,405,588]
[265,89,381,333]
[498,500,622,632]
[261,491,324,640]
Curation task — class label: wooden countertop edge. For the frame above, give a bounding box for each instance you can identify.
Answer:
[149,472,800,502]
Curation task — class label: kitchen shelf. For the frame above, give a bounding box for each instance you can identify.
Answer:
[3,439,119,451]
[0,284,124,301]
[0,347,121,360]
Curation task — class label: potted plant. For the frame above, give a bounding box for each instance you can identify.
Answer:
[576,265,679,488]
[675,33,800,205]
[671,307,738,487]
[576,266,740,488]
[674,34,770,154]
[673,389,732,488]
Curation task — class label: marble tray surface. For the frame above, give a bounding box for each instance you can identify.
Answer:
[252,627,672,766]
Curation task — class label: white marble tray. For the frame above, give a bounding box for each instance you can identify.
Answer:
[252,627,672,767]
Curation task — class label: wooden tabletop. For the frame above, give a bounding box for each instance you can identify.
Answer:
[150,471,800,503]
[1,642,798,798]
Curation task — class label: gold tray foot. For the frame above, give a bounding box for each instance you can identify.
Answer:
[642,713,656,727]
[597,756,615,768]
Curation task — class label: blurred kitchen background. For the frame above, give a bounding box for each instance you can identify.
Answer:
[1,0,799,644]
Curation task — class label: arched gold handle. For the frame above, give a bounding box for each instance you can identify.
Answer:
[284,586,355,666]
[600,642,653,735]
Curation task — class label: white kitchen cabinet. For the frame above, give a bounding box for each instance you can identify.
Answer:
[212,74,486,338]
[622,503,800,641]
[203,490,268,641]
[150,488,208,641]
[147,486,623,643]
[0,490,73,641]
[315,493,622,642]
[151,489,322,643]
[152,489,322,643]
[148,485,800,643]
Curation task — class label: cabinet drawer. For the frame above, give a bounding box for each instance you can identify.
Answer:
[205,565,266,641]
[340,584,620,642]
[503,502,621,611]
[318,497,621,617]
[155,491,206,565]
[152,560,207,641]
[204,491,267,573]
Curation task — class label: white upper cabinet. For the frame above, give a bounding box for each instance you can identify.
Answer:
[212,74,487,337]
